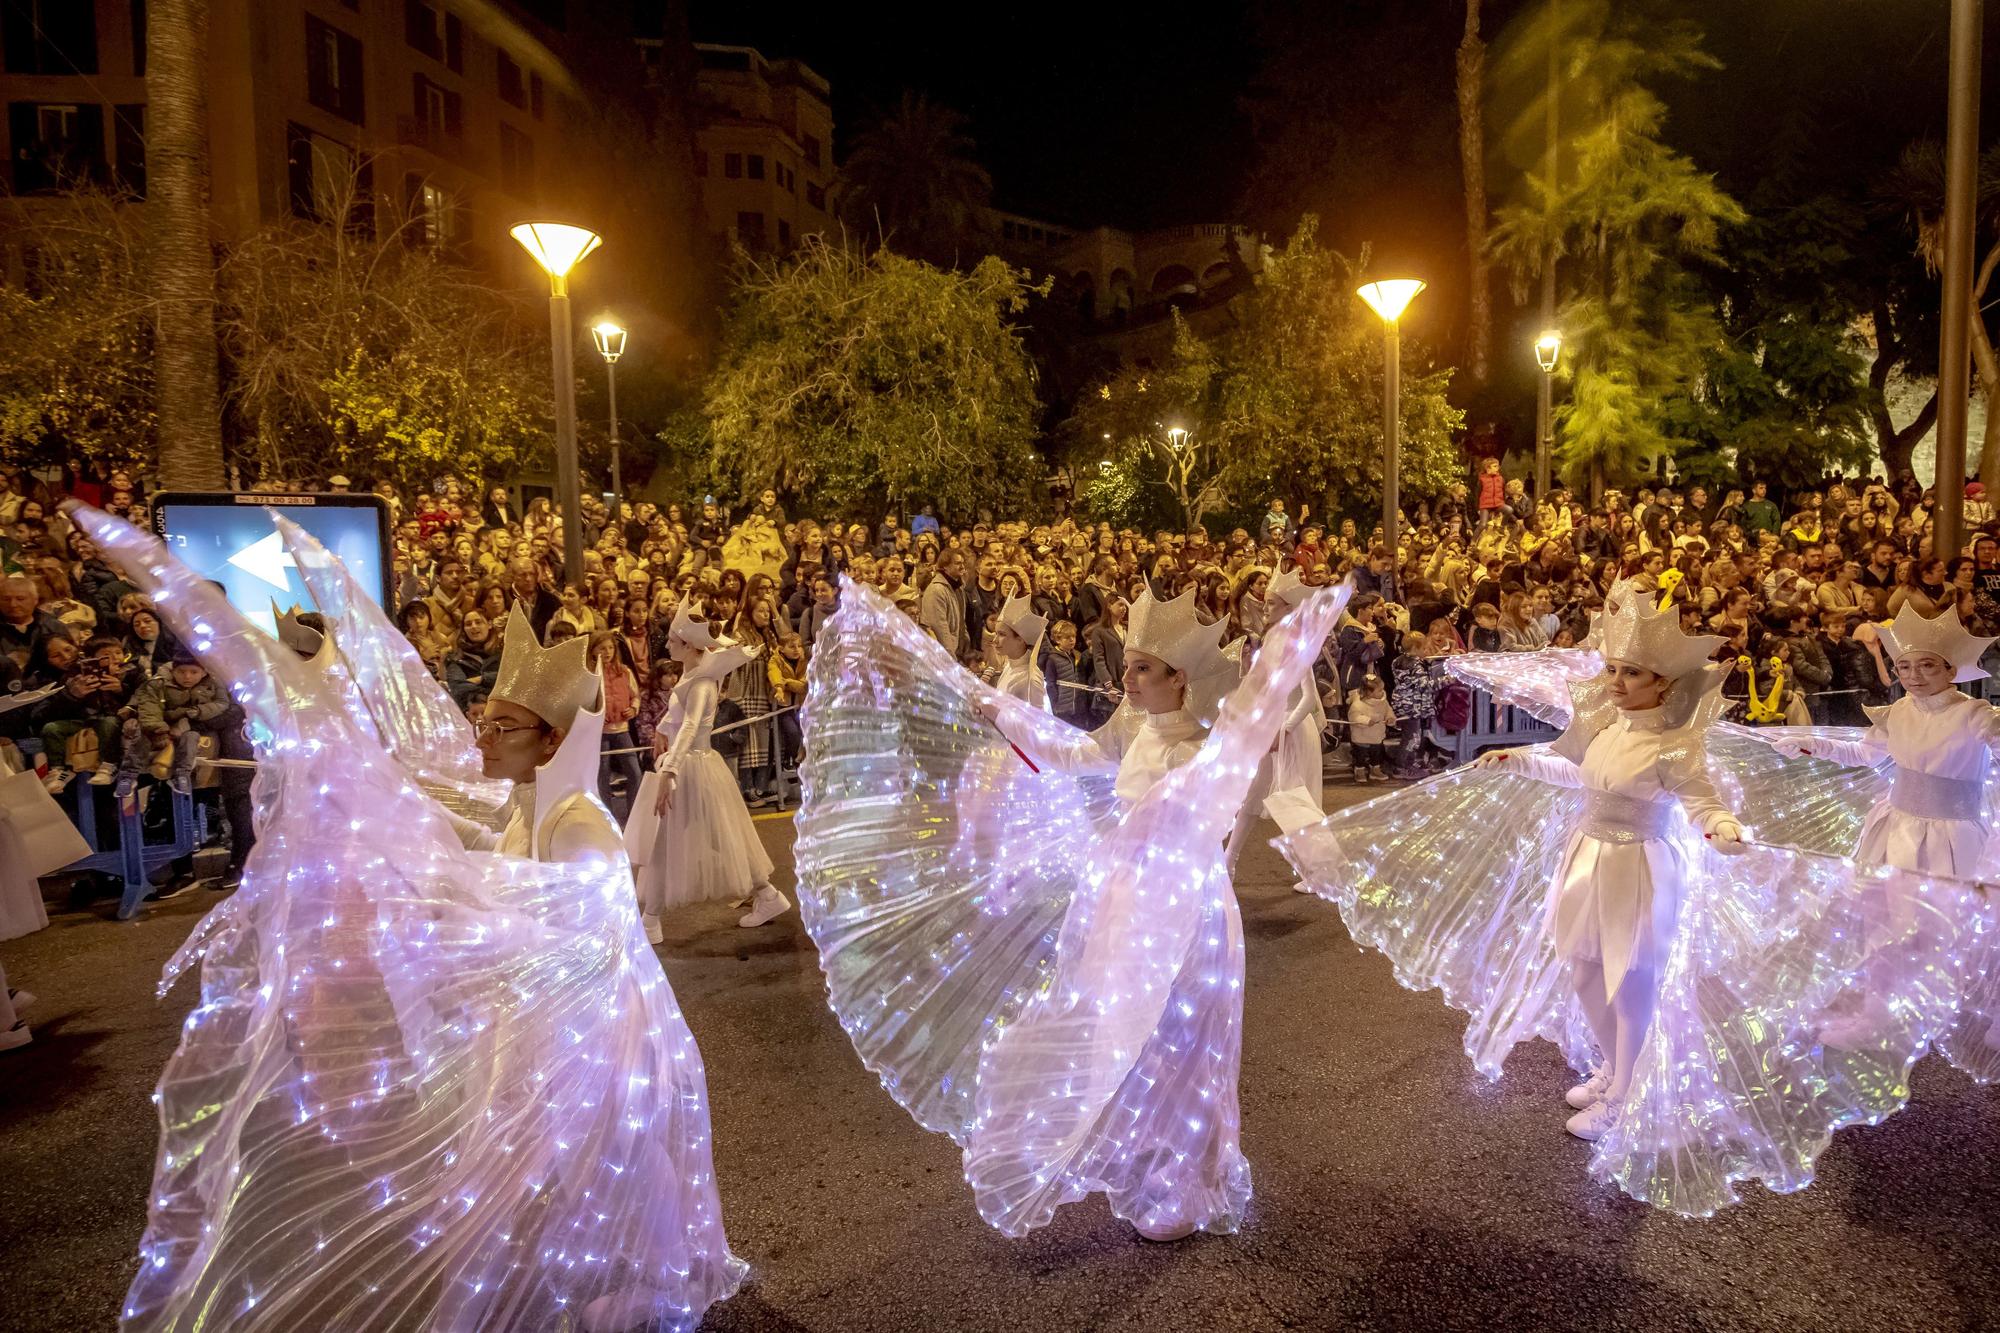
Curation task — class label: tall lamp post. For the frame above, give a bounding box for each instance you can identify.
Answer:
[1933,0,1982,558]
[1357,279,1426,556]
[1534,329,1562,501]
[511,221,603,586]
[591,320,628,520]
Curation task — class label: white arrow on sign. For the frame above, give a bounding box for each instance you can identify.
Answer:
[226,530,297,592]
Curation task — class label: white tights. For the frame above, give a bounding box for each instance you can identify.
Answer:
[0,961,15,1029]
[1571,959,1660,1101]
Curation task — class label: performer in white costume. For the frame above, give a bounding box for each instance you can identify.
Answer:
[990,593,1048,709]
[626,602,788,935]
[1259,567,1334,831]
[1758,603,2000,1058]
[456,603,622,865]
[794,579,1347,1242]
[1278,592,1978,1213]
[69,506,747,1333]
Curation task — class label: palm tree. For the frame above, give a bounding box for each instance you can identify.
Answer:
[836,92,995,267]
[1457,0,1491,386]
[148,0,226,489]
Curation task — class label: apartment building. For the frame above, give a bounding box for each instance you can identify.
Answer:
[0,0,575,263]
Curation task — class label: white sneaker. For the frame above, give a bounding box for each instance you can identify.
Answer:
[642,913,664,946]
[580,1284,667,1332]
[88,764,116,786]
[0,1022,31,1053]
[1565,1099,1616,1141]
[1564,1064,1612,1110]
[737,885,791,928]
[1133,1214,1198,1243]
[8,989,35,1014]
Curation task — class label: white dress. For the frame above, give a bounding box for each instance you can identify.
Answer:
[0,816,49,941]
[1503,705,1736,1000]
[1801,688,1998,876]
[626,671,774,910]
[1272,682,1327,807]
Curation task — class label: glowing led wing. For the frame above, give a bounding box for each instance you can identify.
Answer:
[963,584,1351,1238]
[1277,766,1588,1076]
[276,514,509,819]
[794,579,1121,1141]
[1600,849,1981,1213]
[1445,648,1601,728]
[73,507,745,1333]
[1706,723,1887,859]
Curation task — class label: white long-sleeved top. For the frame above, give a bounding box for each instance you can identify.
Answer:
[1791,687,2000,876]
[994,653,1047,710]
[655,677,722,777]
[997,704,1205,806]
[1506,706,1739,1000]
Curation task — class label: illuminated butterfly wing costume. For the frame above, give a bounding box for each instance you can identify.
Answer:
[1278,658,1982,1217]
[795,578,1348,1238]
[72,507,746,1333]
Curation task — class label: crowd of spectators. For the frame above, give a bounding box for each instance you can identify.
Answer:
[1,456,1988,871]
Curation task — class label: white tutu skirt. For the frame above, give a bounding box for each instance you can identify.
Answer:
[627,751,774,912]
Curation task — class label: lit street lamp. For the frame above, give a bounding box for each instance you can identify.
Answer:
[1356,278,1426,555]
[1533,329,1562,501]
[511,220,603,585]
[591,320,628,520]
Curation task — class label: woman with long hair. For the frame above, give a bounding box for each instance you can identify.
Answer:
[445,608,500,708]
[594,632,646,824]
[1889,556,1947,618]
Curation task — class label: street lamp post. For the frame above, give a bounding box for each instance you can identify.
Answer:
[1356,279,1426,556]
[511,221,603,587]
[1933,0,1982,557]
[591,321,628,521]
[1534,330,1562,501]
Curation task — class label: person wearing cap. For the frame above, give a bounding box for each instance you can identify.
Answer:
[1965,480,1995,528]
[625,601,789,937]
[1471,596,1748,1140]
[325,474,352,493]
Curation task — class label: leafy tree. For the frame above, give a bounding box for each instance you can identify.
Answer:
[703,238,1045,519]
[0,190,156,466]
[836,92,996,268]
[1064,220,1463,531]
[214,175,553,487]
[1488,0,1744,497]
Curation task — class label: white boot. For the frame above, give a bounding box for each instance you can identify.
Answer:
[641,913,664,946]
[738,885,790,928]
[1565,1098,1616,1141]
[1564,1064,1611,1110]
[0,1022,31,1053]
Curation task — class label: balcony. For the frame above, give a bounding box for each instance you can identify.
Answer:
[395,115,476,169]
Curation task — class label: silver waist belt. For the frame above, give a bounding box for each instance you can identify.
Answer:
[1889,766,1985,822]
[1579,790,1675,844]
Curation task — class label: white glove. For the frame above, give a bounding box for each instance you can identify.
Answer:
[1706,820,1748,856]
[1769,739,1813,760]
[1471,749,1515,771]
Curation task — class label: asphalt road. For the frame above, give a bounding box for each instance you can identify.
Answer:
[3,793,1996,1333]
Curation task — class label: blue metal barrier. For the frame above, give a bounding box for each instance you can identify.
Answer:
[65,784,208,920]
[1449,688,1560,764]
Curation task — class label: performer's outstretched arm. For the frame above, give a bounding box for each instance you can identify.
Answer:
[1470,744,1583,788]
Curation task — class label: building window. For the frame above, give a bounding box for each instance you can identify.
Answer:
[805,181,824,211]
[529,71,544,119]
[746,154,764,181]
[778,218,791,249]
[735,211,765,248]
[404,0,460,68]
[112,103,143,197]
[129,0,145,74]
[6,101,104,191]
[801,134,822,169]
[305,16,365,125]
[499,122,535,196]
[405,174,459,249]
[693,149,708,177]
[286,122,367,227]
[497,50,526,109]
[723,152,741,180]
[2,1,97,74]
[411,74,462,145]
